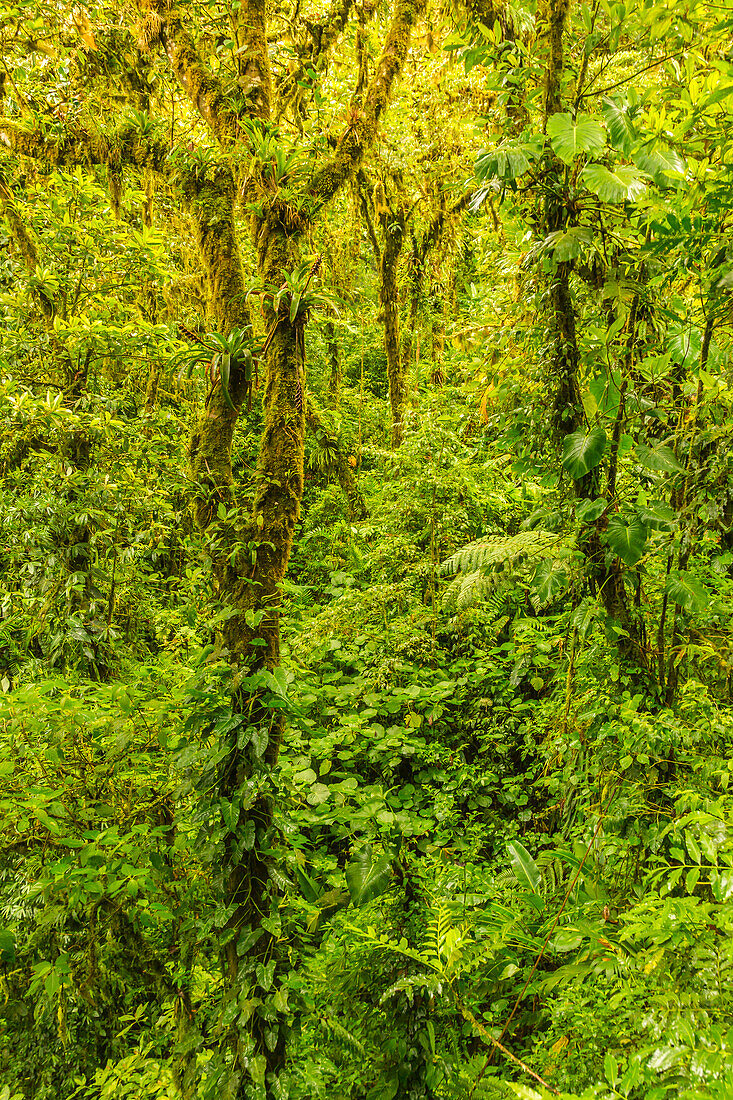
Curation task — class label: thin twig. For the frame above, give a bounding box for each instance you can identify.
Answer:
[456,995,559,1095]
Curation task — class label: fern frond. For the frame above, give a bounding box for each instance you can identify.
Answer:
[301,526,332,543]
[446,1056,505,1099]
[440,531,563,612]
[443,570,497,612]
[319,1013,365,1056]
[440,530,561,578]
[379,972,441,1006]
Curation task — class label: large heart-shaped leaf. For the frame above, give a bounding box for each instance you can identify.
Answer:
[666,571,709,612]
[581,164,647,203]
[547,112,606,164]
[345,844,393,907]
[507,839,541,894]
[562,426,607,479]
[634,443,684,474]
[605,514,648,566]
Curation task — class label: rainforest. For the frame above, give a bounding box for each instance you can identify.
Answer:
[1,0,733,1097]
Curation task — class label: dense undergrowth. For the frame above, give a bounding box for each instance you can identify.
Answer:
[2,5,733,1091]
[2,359,733,1100]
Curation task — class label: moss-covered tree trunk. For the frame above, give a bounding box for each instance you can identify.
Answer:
[543,0,582,437]
[375,192,406,447]
[0,0,425,1085]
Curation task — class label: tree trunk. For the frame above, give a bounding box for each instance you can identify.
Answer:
[380,206,406,447]
[325,319,341,405]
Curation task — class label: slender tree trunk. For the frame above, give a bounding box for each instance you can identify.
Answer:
[543,0,582,437]
[306,398,368,518]
[325,319,341,405]
[665,313,715,703]
[379,203,406,447]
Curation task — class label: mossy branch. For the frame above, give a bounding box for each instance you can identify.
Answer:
[307,0,426,206]
[0,117,169,174]
[275,0,355,119]
[152,0,271,133]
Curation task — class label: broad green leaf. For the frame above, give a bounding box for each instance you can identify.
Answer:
[632,142,686,186]
[547,112,606,164]
[634,443,684,474]
[306,782,331,805]
[546,226,594,261]
[665,325,724,370]
[604,1052,619,1087]
[606,514,648,566]
[296,866,319,903]
[601,97,636,153]
[581,163,647,202]
[589,368,622,419]
[685,830,701,864]
[531,559,568,605]
[345,844,393,906]
[576,497,606,522]
[507,839,541,894]
[219,798,239,833]
[562,426,607,479]
[711,869,733,902]
[474,136,544,181]
[700,83,733,109]
[666,571,709,612]
[636,500,676,530]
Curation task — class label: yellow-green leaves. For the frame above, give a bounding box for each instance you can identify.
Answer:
[546,112,606,164]
[580,163,648,203]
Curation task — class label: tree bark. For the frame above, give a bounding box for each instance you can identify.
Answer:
[380,203,407,447]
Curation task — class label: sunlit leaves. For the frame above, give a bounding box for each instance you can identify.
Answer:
[632,142,687,187]
[581,164,648,203]
[546,226,595,261]
[546,112,606,164]
[474,136,544,182]
[602,97,637,153]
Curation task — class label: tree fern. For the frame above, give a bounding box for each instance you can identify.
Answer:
[440,530,562,611]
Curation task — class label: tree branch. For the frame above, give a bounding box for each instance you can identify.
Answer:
[275,0,355,119]
[306,0,426,206]
[0,116,169,174]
